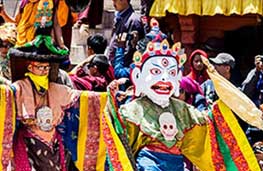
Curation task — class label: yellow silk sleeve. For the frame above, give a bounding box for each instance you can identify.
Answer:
[180,124,217,171]
[126,122,151,156]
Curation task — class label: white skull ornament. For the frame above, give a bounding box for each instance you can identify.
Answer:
[159,112,178,141]
[36,106,53,131]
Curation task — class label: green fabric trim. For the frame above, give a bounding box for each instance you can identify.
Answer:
[216,129,238,171]
[44,36,68,55]
[106,151,115,171]
[35,35,44,47]
[211,113,238,171]
[107,91,124,135]
[15,35,69,56]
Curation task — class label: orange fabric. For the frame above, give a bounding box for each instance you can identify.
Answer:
[15,0,68,46]
[15,1,38,46]
[57,0,69,27]
[71,12,79,24]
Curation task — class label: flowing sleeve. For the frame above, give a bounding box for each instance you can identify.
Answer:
[180,100,261,171]
[119,100,151,156]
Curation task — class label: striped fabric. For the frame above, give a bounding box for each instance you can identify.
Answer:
[76,91,133,171]
[0,85,16,170]
[213,100,260,171]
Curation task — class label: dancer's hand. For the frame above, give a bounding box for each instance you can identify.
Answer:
[108,78,129,95]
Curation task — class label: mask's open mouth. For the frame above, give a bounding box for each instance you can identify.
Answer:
[151,81,173,95]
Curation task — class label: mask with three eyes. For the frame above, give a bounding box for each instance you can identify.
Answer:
[131,40,186,107]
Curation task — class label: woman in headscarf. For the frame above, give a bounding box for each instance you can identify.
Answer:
[186,49,209,85]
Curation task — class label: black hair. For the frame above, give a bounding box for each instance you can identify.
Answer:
[87,33,107,54]
[89,54,110,74]
[0,39,13,48]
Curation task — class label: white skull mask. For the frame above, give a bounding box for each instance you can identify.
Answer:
[159,112,178,141]
[132,56,180,107]
[36,106,53,131]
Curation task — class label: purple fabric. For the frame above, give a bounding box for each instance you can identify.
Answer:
[180,76,204,105]
[13,127,31,171]
[180,76,203,95]
[69,68,108,91]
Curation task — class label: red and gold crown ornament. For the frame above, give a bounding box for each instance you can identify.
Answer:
[132,39,187,69]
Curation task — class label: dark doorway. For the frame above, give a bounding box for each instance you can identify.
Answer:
[224,24,263,81]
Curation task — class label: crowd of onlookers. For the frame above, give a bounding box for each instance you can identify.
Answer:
[1,0,263,169]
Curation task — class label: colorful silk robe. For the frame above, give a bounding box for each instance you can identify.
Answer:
[16,0,69,46]
[0,86,132,171]
[118,96,260,171]
[0,85,260,171]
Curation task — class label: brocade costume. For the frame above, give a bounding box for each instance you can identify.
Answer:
[12,77,80,171]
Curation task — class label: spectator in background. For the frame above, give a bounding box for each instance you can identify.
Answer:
[186,49,209,85]
[210,53,238,86]
[73,0,104,29]
[242,55,263,146]
[113,30,139,79]
[70,33,114,82]
[86,33,108,56]
[70,33,108,75]
[107,0,144,70]
[201,53,237,104]
[70,54,110,91]
[242,55,263,107]
[69,34,114,91]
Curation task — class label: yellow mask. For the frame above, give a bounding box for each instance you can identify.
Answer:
[25,72,49,91]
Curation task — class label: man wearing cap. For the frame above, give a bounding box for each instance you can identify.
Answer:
[201,53,248,132]
[201,53,237,103]
[210,53,235,78]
